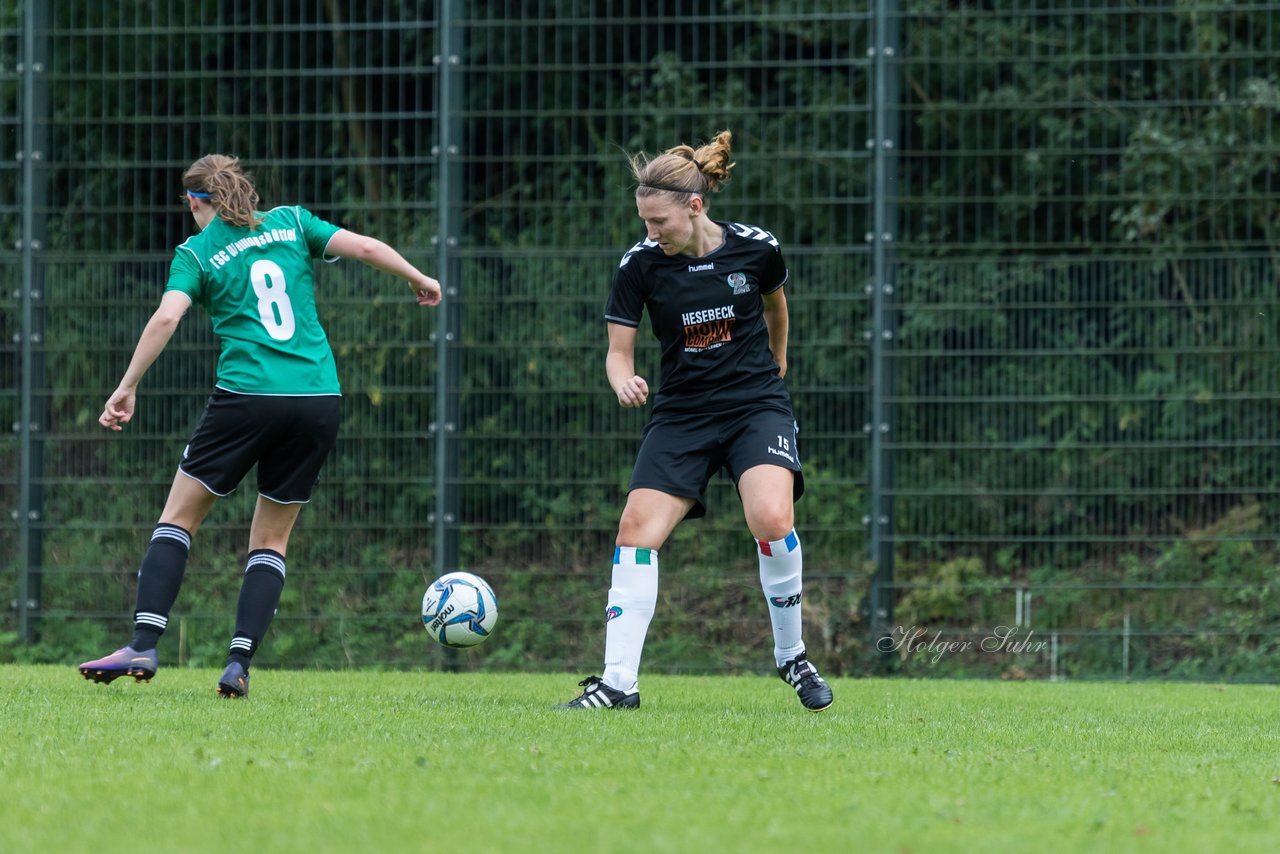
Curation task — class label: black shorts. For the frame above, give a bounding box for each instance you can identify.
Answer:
[179,390,341,504]
[628,405,805,520]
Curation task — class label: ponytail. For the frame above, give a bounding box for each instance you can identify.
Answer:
[182,154,262,229]
[630,129,735,202]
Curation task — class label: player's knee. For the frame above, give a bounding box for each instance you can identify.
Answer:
[747,507,794,543]
[616,514,661,550]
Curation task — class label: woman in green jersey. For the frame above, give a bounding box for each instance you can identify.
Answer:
[79,154,441,697]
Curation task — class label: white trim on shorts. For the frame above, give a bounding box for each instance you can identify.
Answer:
[176,468,314,505]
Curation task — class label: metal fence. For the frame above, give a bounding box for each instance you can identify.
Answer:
[881,2,1280,680]
[2,1,1277,680]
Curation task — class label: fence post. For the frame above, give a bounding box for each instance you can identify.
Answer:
[867,0,901,655]
[16,0,49,645]
[433,0,464,581]
[1122,613,1130,681]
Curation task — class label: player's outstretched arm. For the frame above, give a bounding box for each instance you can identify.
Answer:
[100,290,192,431]
[325,229,442,306]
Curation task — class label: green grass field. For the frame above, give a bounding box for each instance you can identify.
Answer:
[1,665,1276,853]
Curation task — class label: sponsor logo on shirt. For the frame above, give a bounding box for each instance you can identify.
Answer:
[682,305,735,352]
[688,262,714,272]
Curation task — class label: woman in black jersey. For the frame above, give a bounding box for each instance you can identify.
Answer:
[559,130,833,712]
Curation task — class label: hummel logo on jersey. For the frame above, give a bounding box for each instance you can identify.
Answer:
[688,262,714,272]
[770,593,803,608]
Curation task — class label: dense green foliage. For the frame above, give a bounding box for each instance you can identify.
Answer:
[2,2,1277,679]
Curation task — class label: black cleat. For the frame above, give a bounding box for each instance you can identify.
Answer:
[78,647,158,685]
[216,661,250,699]
[778,653,833,712]
[557,676,640,710]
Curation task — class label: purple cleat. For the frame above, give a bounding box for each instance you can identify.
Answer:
[216,661,250,699]
[78,647,158,684]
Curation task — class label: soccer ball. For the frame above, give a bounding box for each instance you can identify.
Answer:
[421,571,498,648]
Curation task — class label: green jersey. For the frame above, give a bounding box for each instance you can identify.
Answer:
[166,205,344,395]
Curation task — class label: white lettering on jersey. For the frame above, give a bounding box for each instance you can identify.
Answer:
[767,445,796,463]
[680,305,736,326]
[208,228,299,268]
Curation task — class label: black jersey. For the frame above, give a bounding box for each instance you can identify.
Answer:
[605,220,792,416]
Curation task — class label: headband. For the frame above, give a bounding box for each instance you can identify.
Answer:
[639,158,710,195]
[638,182,702,195]
[186,190,211,198]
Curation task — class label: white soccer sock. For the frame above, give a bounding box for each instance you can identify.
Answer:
[758,530,806,666]
[601,546,658,693]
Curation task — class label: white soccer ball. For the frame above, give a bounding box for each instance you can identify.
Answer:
[421,571,498,648]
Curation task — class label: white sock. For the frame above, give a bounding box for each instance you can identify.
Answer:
[601,546,658,693]
[758,530,805,666]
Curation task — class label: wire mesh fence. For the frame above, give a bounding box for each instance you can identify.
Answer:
[2,1,1277,680]
[881,1,1280,679]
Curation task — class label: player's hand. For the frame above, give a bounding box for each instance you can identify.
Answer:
[616,375,648,408]
[413,275,442,306]
[99,386,137,431]
[775,357,787,379]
